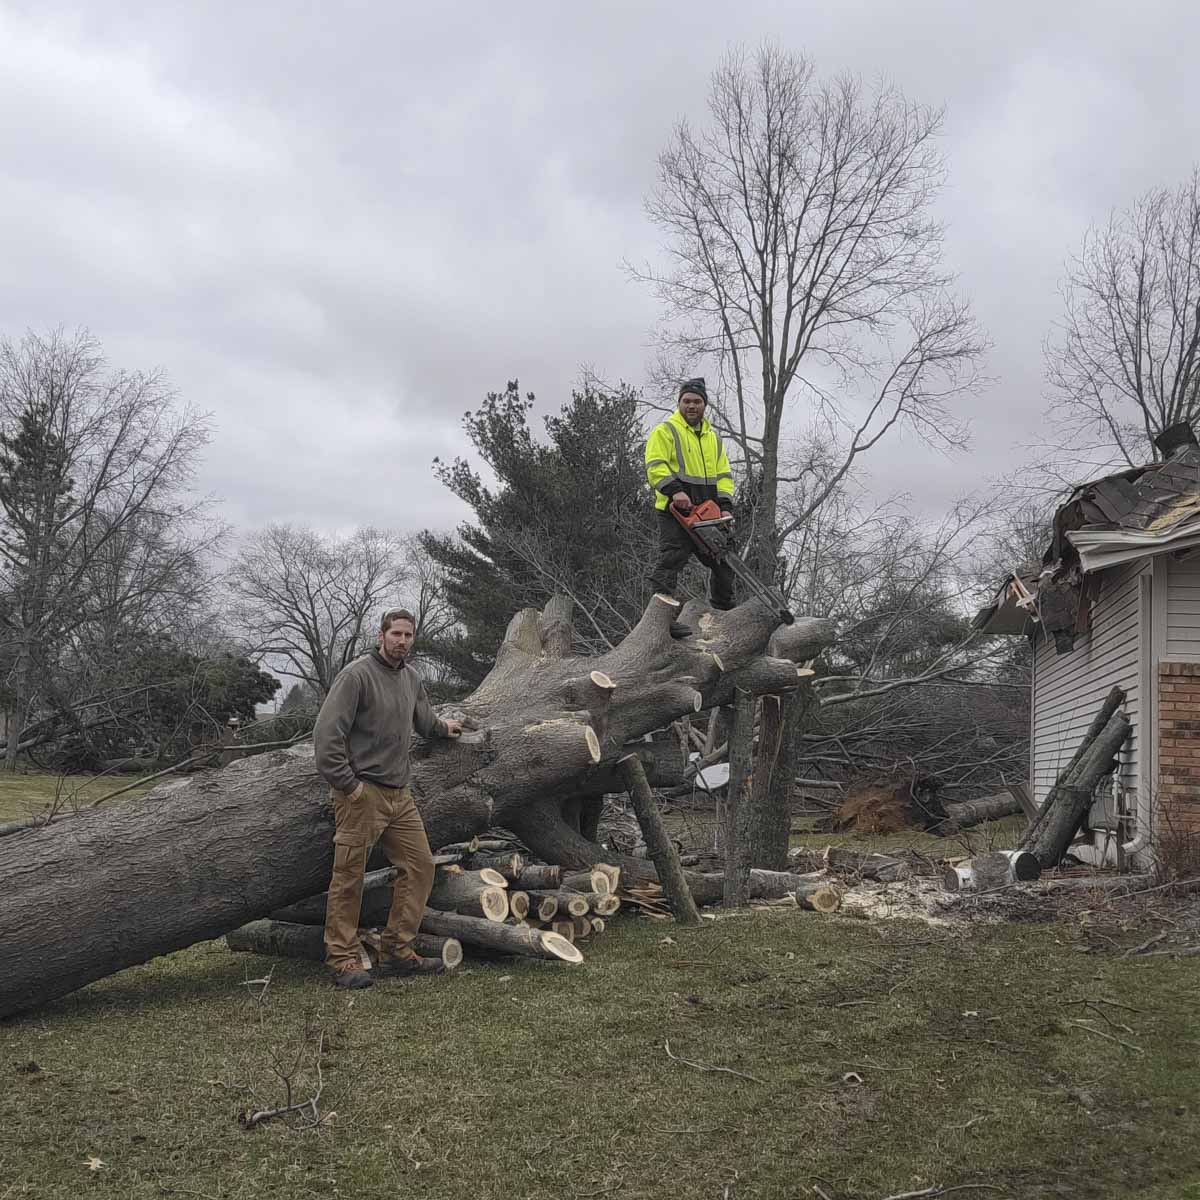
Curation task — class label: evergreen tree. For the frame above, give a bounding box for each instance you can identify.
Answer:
[421,381,654,686]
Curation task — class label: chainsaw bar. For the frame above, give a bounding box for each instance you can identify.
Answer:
[672,506,794,625]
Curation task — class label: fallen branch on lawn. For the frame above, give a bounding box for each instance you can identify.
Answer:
[663,1038,762,1084]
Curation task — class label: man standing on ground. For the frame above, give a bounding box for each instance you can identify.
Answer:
[644,377,737,610]
[314,607,463,989]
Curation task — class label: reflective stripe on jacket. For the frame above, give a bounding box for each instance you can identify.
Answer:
[645,410,735,512]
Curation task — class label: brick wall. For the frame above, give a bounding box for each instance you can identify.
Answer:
[1158,662,1200,835]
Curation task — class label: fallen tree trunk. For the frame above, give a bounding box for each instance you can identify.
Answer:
[1020,685,1126,853]
[0,594,834,1018]
[941,791,1023,829]
[1023,709,1131,868]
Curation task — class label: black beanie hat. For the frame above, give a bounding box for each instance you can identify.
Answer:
[678,377,708,403]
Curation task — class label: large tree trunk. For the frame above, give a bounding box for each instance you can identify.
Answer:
[0,595,835,1018]
[748,674,816,869]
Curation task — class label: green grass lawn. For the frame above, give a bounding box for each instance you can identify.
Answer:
[0,771,156,822]
[2,907,1198,1199]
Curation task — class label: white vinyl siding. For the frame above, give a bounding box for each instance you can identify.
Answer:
[1031,561,1143,807]
[1166,554,1200,660]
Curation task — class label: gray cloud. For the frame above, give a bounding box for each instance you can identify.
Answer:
[2,1,1198,536]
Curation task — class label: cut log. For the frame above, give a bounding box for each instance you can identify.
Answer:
[820,847,915,882]
[529,893,558,921]
[427,871,510,921]
[563,869,610,895]
[461,852,525,881]
[619,753,702,927]
[573,916,593,939]
[419,907,583,964]
[687,868,842,912]
[527,890,590,918]
[410,933,464,969]
[596,864,621,893]
[589,917,606,935]
[1033,873,1154,896]
[0,590,833,1018]
[508,891,530,920]
[515,864,562,891]
[589,893,621,917]
[225,920,464,971]
[550,919,576,943]
[942,850,1042,892]
[942,791,1022,829]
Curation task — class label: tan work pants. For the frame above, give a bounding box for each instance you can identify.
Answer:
[324,781,435,970]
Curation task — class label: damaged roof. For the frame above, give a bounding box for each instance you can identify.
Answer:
[974,422,1200,643]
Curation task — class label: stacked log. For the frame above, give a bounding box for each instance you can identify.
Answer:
[226,920,466,970]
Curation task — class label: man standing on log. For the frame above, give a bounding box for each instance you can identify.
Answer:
[314,607,463,989]
[644,377,736,611]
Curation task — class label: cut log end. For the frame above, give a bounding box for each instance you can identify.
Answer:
[590,670,616,690]
[808,885,842,914]
[539,931,584,964]
[508,891,530,920]
[653,593,682,609]
[585,726,601,763]
[477,868,509,889]
[480,888,509,921]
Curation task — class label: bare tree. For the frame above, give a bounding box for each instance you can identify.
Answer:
[228,526,450,696]
[631,46,986,865]
[635,44,984,569]
[1046,168,1200,473]
[0,329,211,771]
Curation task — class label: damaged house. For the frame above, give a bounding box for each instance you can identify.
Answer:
[976,423,1200,867]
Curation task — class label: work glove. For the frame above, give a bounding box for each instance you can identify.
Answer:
[671,492,693,514]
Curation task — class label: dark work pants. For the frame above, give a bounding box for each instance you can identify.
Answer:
[648,509,736,609]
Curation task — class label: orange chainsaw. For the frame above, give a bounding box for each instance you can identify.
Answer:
[671,499,795,625]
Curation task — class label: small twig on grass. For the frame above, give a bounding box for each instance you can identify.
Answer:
[880,1185,1007,1199]
[1067,1019,1143,1054]
[945,1114,989,1131]
[576,1182,622,1198]
[664,1039,763,1084]
[238,1029,328,1130]
[1062,996,1144,1014]
[1121,931,1169,958]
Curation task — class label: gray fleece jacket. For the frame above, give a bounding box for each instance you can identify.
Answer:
[313,650,448,793]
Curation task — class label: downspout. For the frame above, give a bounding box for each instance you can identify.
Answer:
[1122,569,1157,859]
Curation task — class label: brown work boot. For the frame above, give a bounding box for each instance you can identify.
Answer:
[330,960,374,989]
[375,952,445,978]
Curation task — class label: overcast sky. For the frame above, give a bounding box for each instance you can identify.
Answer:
[1,1,1196,537]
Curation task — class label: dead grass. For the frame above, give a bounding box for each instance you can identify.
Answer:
[1,905,1198,1199]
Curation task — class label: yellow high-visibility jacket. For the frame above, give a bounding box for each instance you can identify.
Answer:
[644,410,735,512]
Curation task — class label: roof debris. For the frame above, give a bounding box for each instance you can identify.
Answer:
[974,421,1200,650]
